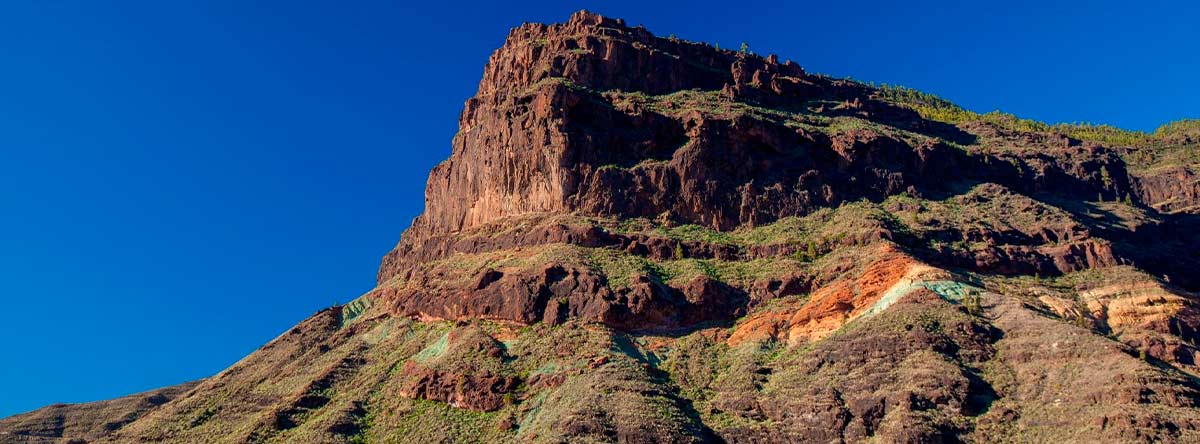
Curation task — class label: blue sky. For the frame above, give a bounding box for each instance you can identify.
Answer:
[0,0,1195,417]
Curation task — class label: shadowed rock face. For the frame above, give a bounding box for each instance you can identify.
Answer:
[8,10,1200,444]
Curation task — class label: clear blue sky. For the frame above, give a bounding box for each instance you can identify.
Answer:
[0,0,1195,417]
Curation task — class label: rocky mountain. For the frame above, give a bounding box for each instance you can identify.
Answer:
[5,10,1200,444]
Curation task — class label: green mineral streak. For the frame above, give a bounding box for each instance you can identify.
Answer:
[414,331,451,362]
[531,363,560,376]
[339,294,373,327]
[516,391,550,435]
[864,280,982,318]
[923,280,980,302]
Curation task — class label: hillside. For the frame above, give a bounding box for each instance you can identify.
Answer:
[4,10,1200,444]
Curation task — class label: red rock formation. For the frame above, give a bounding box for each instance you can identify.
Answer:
[374,262,745,332]
[378,10,1192,301]
[399,361,519,412]
[1135,165,1200,213]
[728,245,935,346]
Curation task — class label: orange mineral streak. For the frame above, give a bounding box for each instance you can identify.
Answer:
[727,246,921,347]
[1082,281,1193,332]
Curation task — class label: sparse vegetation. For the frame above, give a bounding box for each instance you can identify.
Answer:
[963,294,983,316]
[876,84,1199,153]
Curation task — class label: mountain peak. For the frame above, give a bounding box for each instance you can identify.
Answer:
[7,11,1200,444]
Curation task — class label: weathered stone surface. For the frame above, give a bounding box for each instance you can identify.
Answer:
[399,361,520,412]
[374,263,747,332]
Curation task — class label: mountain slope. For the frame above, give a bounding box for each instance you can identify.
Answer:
[5,10,1200,444]
[0,382,198,444]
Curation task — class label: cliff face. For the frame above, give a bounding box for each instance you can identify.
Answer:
[399,11,1175,243]
[375,10,1199,333]
[7,10,1200,444]
[414,13,741,235]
